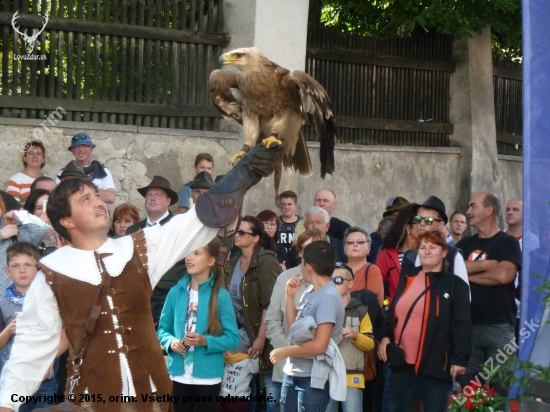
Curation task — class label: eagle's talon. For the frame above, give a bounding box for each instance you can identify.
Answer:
[262,136,283,149]
[229,150,246,165]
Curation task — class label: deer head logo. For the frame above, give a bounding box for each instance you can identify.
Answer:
[11,11,49,55]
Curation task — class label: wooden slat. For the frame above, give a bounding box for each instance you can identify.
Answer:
[496,133,522,145]
[19,5,28,117]
[74,26,83,120]
[181,0,187,31]
[0,12,228,46]
[0,96,223,117]
[190,0,196,32]
[95,0,100,21]
[337,116,454,134]
[92,32,100,122]
[1,24,10,121]
[307,47,456,72]
[493,66,522,81]
[65,29,74,120]
[135,0,145,126]
[56,30,64,98]
[12,4,20,97]
[101,35,109,104]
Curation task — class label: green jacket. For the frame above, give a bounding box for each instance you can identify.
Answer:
[225,247,281,372]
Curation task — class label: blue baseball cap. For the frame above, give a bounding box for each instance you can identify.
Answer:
[68,132,96,150]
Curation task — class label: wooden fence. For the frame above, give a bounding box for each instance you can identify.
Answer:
[493,56,523,156]
[0,0,226,130]
[304,25,455,147]
[0,3,523,154]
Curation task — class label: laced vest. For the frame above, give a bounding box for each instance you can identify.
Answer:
[37,231,173,412]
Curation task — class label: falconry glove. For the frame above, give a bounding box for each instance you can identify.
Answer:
[196,143,279,229]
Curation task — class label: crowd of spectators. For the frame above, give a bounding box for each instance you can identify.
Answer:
[0,132,541,412]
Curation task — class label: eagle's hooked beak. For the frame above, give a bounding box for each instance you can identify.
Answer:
[219,53,239,66]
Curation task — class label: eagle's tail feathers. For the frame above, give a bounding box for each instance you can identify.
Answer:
[315,114,337,178]
[293,134,313,177]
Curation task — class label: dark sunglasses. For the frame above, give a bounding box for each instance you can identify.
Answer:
[412,215,443,225]
[72,135,89,141]
[332,276,351,285]
[236,229,254,237]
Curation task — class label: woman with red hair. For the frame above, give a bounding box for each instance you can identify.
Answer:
[110,204,140,238]
[378,232,471,412]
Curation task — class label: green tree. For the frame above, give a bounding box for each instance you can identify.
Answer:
[319,0,522,58]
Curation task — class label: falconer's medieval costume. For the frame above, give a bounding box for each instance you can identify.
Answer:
[0,145,278,412]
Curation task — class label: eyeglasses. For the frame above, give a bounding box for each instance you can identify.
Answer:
[332,276,352,285]
[72,135,89,141]
[236,230,254,237]
[345,240,368,246]
[412,215,443,225]
[263,221,277,228]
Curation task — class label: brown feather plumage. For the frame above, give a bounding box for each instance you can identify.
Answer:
[209,48,338,192]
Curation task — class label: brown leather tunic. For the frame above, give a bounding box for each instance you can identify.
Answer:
[37,231,173,412]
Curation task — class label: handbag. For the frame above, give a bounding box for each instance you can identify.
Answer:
[386,281,436,372]
[35,253,112,412]
[363,344,378,381]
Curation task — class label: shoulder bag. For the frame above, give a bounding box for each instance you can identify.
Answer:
[386,281,435,372]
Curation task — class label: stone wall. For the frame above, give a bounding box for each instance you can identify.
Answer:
[0,119,522,233]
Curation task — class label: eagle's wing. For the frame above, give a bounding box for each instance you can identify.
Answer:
[209,70,243,124]
[288,70,339,178]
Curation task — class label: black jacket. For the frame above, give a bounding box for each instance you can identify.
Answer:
[328,217,351,241]
[386,267,471,381]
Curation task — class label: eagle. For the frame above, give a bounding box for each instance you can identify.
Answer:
[209,48,339,192]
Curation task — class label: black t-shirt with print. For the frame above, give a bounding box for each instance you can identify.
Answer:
[456,231,522,326]
[278,216,301,252]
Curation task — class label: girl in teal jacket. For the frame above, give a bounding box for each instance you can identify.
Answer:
[158,237,239,412]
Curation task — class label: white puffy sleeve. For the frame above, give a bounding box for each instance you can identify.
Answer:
[144,207,218,288]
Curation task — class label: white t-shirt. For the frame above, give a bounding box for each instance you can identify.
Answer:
[55,165,117,192]
[171,288,221,385]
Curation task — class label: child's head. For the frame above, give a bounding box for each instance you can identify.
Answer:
[279,190,298,217]
[194,153,214,174]
[187,237,225,337]
[332,265,354,297]
[5,242,40,291]
[302,241,336,282]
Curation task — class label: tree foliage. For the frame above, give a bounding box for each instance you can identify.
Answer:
[320,0,522,58]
